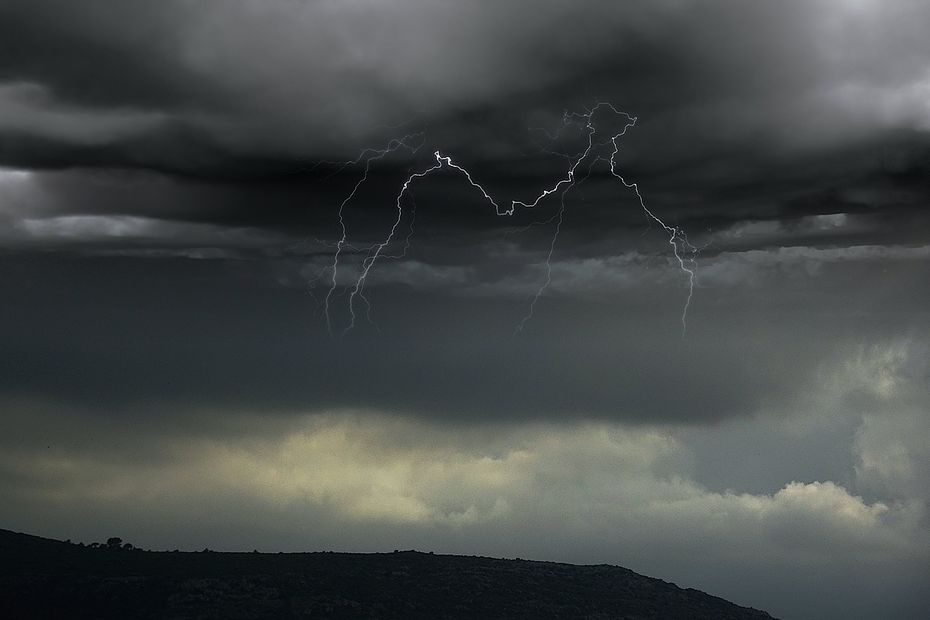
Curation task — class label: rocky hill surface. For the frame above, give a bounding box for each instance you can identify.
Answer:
[0,528,775,619]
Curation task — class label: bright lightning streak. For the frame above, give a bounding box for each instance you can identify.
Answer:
[324,103,697,337]
[603,115,697,334]
[323,133,425,337]
[342,156,444,336]
[514,185,569,335]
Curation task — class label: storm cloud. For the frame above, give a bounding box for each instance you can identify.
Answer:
[2,2,929,618]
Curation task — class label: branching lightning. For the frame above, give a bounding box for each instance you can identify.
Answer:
[322,102,697,337]
[323,133,425,336]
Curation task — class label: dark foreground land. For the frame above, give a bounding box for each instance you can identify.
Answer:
[0,528,774,619]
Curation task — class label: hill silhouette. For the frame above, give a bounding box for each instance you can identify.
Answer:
[0,528,775,619]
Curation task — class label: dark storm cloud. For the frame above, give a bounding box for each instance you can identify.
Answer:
[1,0,929,178]
[1,0,636,171]
[3,5,930,618]
[1,0,929,425]
[2,246,928,427]
[0,0,927,266]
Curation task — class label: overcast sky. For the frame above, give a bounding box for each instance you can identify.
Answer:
[2,1,929,618]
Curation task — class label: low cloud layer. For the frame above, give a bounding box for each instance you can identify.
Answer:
[2,400,927,620]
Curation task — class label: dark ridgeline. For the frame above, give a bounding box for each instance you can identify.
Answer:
[0,529,775,619]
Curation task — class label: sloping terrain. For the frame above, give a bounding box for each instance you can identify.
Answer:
[0,528,775,619]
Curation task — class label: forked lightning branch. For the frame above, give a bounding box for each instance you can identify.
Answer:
[322,103,697,337]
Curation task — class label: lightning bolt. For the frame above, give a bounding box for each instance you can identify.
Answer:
[342,155,445,336]
[513,185,568,336]
[603,112,696,334]
[323,133,425,337]
[323,103,697,337]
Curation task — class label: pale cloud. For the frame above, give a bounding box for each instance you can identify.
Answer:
[10,214,284,246]
[845,340,930,505]
[367,260,474,289]
[0,82,167,146]
[453,243,930,300]
[715,213,853,244]
[821,73,930,133]
[463,252,659,299]
[0,167,42,218]
[697,245,930,288]
[2,411,920,559]
[2,385,928,618]
[16,215,161,239]
[0,167,32,185]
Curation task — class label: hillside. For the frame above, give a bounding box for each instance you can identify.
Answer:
[0,528,775,619]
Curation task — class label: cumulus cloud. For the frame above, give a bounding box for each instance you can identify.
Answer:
[840,341,930,508]
[1,335,928,618]
[1,407,926,618]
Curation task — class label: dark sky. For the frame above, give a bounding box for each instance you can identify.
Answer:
[2,2,929,618]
